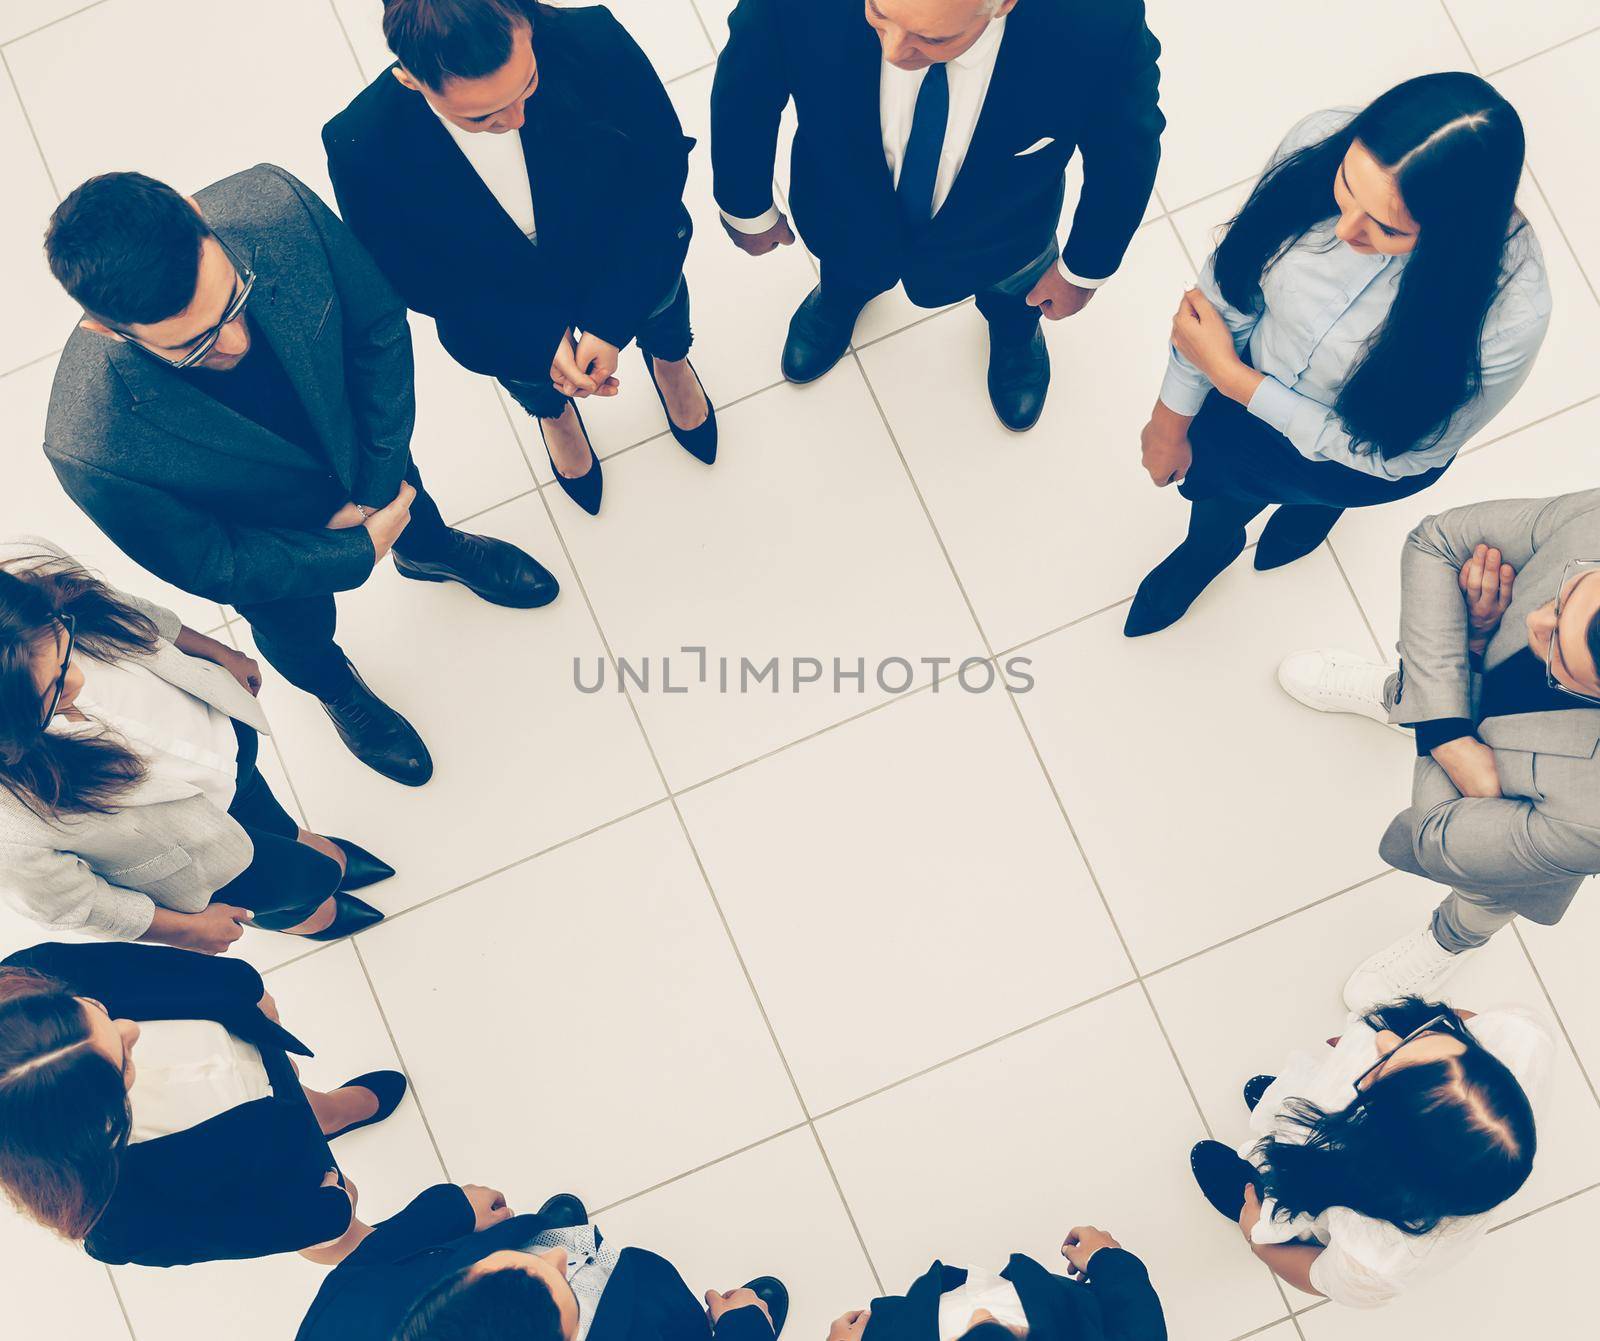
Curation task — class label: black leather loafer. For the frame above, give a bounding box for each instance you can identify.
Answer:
[537,1193,590,1226]
[986,325,1050,432]
[320,663,433,786]
[395,529,560,610]
[743,1276,790,1340]
[781,286,864,384]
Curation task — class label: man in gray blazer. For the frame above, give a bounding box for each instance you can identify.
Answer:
[42,167,560,785]
[1276,489,1600,1008]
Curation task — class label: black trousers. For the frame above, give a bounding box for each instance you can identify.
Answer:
[215,721,341,930]
[234,462,454,701]
[821,239,1059,343]
[500,273,695,421]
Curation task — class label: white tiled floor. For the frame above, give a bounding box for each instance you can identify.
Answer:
[0,2,1595,1339]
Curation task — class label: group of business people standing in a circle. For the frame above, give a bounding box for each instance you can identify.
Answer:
[0,2,1593,1338]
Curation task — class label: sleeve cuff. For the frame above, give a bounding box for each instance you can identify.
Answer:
[1245,375,1300,434]
[88,882,157,940]
[720,206,780,234]
[1158,361,1210,418]
[1057,259,1110,290]
[1413,719,1477,757]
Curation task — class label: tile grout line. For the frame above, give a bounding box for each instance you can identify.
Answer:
[1509,925,1600,1113]
[324,0,369,80]
[1483,19,1600,77]
[1,45,59,200]
[0,344,65,383]
[102,1265,140,1341]
[0,0,113,49]
[682,0,719,62]
[526,473,889,1293]
[588,1122,812,1217]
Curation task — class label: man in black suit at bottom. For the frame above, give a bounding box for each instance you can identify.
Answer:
[711,0,1162,432]
[295,1183,788,1341]
[830,1228,1165,1341]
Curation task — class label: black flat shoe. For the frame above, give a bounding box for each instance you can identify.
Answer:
[986,324,1050,432]
[647,357,718,464]
[537,1192,589,1226]
[395,529,561,609]
[1253,504,1343,571]
[301,891,386,941]
[1123,533,1247,637]
[742,1276,789,1340]
[1243,1074,1277,1112]
[324,1069,408,1141]
[782,285,864,384]
[1190,1139,1262,1222]
[321,663,434,786]
[326,837,395,893]
[536,405,604,515]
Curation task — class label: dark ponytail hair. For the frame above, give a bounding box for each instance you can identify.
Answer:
[0,551,160,818]
[1213,72,1527,459]
[1256,999,1536,1235]
[0,967,129,1241]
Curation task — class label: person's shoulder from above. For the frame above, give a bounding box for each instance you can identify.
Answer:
[324,61,413,150]
[195,163,324,242]
[1274,106,1359,160]
[1491,216,1554,332]
[47,323,129,439]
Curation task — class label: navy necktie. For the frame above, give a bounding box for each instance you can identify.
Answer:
[896,62,950,225]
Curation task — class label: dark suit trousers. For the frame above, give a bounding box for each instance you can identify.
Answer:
[235,463,453,700]
[822,239,1058,343]
[501,274,695,421]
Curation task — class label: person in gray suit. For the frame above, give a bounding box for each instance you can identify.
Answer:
[41,168,560,786]
[1275,489,1600,1008]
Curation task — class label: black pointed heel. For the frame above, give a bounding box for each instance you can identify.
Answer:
[301,891,385,941]
[325,837,395,892]
[324,1069,408,1141]
[538,404,603,515]
[647,357,718,464]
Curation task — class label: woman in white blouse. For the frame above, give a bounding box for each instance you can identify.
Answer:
[1189,998,1550,1309]
[1126,73,1551,637]
[0,539,391,952]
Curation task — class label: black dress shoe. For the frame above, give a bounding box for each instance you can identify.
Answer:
[324,1069,408,1141]
[1123,533,1247,637]
[321,664,434,786]
[537,1193,589,1226]
[1243,1074,1278,1112]
[1190,1140,1263,1223]
[301,891,386,941]
[395,529,561,610]
[647,357,718,464]
[742,1276,790,1340]
[986,324,1050,432]
[325,837,395,893]
[1253,504,1343,571]
[537,406,604,515]
[782,285,864,384]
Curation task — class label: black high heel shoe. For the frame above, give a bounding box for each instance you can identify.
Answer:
[743,1277,790,1340]
[538,404,604,515]
[325,837,395,893]
[302,891,386,941]
[323,1069,408,1141]
[647,357,718,464]
[1190,1139,1263,1222]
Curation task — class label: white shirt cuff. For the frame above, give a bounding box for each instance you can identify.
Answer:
[720,206,781,235]
[1057,260,1109,289]
[1246,375,1301,432]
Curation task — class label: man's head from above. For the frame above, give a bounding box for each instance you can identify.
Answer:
[865,0,1018,71]
[45,171,252,372]
[396,1247,580,1341]
[1525,562,1600,703]
[385,0,540,133]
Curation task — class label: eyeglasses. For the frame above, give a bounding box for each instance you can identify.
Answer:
[40,613,77,728]
[124,235,255,371]
[1544,559,1600,706]
[1352,1012,1472,1094]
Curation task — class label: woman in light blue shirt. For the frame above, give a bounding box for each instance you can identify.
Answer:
[1126,73,1551,637]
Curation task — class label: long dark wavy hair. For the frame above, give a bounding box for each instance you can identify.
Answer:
[0,966,129,1241]
[0,552,159,818]
[1256,998,1536,1235]
[1213,72,1527,460]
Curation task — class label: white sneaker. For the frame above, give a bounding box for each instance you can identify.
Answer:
[1278,649,1395,726]
[1342,926,1478,1013]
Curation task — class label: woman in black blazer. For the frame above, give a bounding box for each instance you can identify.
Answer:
[0,941,407,1267]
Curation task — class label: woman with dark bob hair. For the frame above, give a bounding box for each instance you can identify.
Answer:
[0,940,407,1266]
[1127,72,1552,636]
[1189,997,1550,1308]
[0,538,391,952]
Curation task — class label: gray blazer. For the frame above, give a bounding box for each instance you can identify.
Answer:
[43,164,415,608]
[1383,489,1600,924]
[0,539,271,941]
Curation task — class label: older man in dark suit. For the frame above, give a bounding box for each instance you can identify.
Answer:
[711,0,1163,432]
[41,168,559,785]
